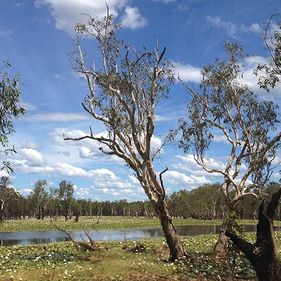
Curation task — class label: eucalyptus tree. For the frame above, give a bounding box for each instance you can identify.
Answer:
[179,43,280,215]
[58,180,75,221]
[0,62,25,173]
[67,11,186,260]
[255,16,281,90]
[224,22,281,281]
[0,176,10,222]
[0,176,20,222]
[30,180,49,220]
[179,42,281,281]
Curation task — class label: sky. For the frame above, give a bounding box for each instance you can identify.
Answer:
[0,0,280,201]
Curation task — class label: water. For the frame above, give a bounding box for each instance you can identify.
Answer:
[0,224,265,246]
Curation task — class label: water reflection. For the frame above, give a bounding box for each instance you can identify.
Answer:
[0,224,272,246]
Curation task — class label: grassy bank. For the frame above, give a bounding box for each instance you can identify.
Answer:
[0,233,260,281]
[0,216,261,232]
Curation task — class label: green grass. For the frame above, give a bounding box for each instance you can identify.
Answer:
[0,234,260,281]
[2,216,281,280]
[0,216,264,232]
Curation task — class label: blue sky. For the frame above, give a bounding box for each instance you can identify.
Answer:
[0,0,280,201]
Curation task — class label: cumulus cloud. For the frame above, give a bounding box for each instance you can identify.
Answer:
[20,148,45,166]
[121,6,147,29]
[51,128,163,163]
[174,62,202,83]
[11,144,139,197]
[173,154,224,177]
[35,0,146,33]
[13,159,54,174]
[163,170,210,190]
[55,162,88,177]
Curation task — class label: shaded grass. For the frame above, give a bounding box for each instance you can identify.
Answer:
[0,216,265,232]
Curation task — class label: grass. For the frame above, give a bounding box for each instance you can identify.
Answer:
[0,234,260,281]
[0,216,263,232]
[1,216,281,280]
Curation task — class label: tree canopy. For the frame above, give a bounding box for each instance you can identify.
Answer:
[178,43,281,210]
[66,10,186,260]
[0,62,25,173]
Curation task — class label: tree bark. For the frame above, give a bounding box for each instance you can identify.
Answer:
[153,199,186,261]
[226,188,281,281]
[0,199,4,223]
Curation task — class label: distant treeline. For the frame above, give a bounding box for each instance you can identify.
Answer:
[1,177,280,222]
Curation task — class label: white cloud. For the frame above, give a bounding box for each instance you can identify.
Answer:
[241,23,263,33]
[174,62,202,83]
[74,187,91,198]
[51,127,163,163]
[151,135,163,156]
[13,159,54,174]
[35,0,146,33]
[206,16,237,37]
[173,154,224,177]
[20,102,37,112]
[121,6,147,29]
[163,170,210,189]
[155,114,176,122]
[213,134,229,144]
[243,55,267,67]
[239,55,281,97]
[0,170,9,178]
[24,112,90,122]
[79,146,94,158]
[153,0,176,3]
[206,16,263,37]
[88,168,118,181]
[20,188,33,196]
[51,128,124,164]
[55,162,87,177]
[20,148,45,166]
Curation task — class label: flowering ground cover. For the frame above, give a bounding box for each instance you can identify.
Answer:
[2,217,281,280]
[0,233,263,281]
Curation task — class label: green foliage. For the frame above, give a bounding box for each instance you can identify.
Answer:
[255,19,281,90]
[72,11,174,174]
[0,62,25,173]
[178,42,280,219]
[168,184,225,219]
[29,180,49,219]
[58,180,75,220]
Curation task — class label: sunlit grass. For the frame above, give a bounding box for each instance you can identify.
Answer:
[0,233,265,281]
[0,216,265,232]
[2,216,281,280]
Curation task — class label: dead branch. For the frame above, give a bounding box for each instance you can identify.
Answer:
[51,222,99,251]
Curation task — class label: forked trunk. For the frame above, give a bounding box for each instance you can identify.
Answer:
[153,199,186,261]
[226,188,281,281]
